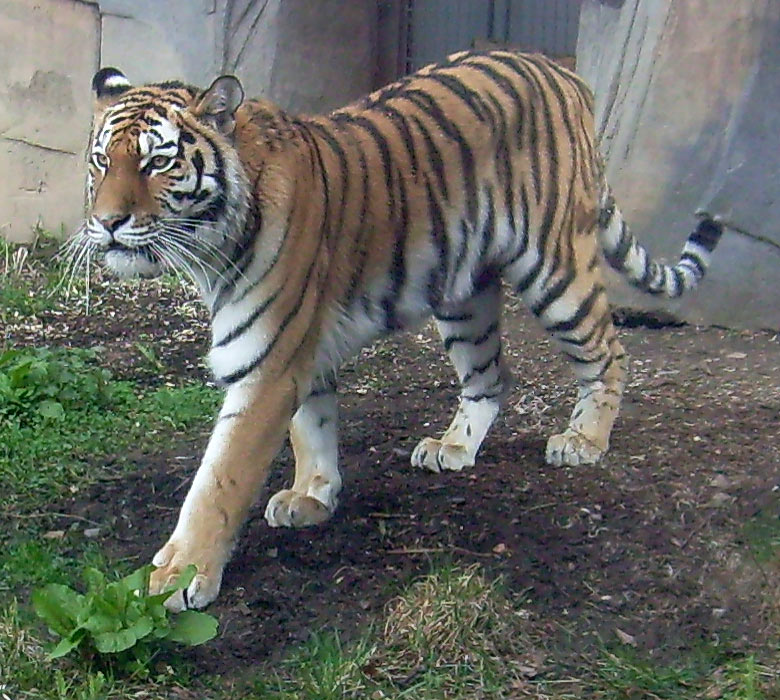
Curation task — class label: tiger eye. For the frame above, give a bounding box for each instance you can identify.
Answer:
[149,154,172,170]
[93,153,109,168]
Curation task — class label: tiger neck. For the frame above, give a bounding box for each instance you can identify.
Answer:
[194,145,253,313]
[199,124,299,319]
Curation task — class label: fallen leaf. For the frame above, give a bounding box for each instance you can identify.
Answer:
[615,628,637,647]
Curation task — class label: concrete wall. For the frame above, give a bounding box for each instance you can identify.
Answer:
[578,0,780,329]
[0,0,375,243]
[0,0,99,243]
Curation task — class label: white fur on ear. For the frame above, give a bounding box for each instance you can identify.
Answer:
[193,75,245,135]
[92,68,132,102]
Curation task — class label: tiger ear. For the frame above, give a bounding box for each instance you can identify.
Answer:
[192,75,244,135]
[92,67,132,109]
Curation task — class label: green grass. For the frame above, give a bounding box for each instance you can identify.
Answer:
[742,508,780,564]
[0,232,66,323]
[0,344,219,516]
[593,645,779,700]
[245,564,535,699]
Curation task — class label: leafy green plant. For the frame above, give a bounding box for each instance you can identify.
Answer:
[32,564,217,672]
[0,347,113,424]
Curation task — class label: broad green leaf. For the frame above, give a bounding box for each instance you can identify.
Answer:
[172,564,198,591]
[93,628,138,654]
[126,615,154,642]
[83,567,106,594]
[82,612,120,635]
[32,585,84,636]
[122,565,154,595]
[166,610,218,646]
[48,629,86,659]
[38,399,65,420]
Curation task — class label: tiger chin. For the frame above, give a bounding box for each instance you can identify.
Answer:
[75,54,722,611]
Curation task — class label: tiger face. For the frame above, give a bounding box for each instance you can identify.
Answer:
[83,68,247,282]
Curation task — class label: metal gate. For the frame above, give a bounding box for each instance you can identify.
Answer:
[405,0,581,72]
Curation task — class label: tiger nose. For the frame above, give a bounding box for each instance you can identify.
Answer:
[100,214,131,233]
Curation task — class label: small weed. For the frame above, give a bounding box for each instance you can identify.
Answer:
[33,565,217,674]
[134,342,166,372]
[0,347,113,424]
[1,599,199,699]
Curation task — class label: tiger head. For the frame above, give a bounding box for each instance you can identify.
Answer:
[82,68,250,282]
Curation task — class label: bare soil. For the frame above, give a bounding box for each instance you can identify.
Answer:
[9,279,780,681]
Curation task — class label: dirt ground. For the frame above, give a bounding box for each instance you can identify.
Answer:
[9,279,780,680]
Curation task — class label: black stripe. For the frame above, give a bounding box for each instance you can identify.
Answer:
[409,114,449,200]
[343,137,372,305]
[424,72,492,126]
[382,165,410,330]
[213,287,282,348]
[424,174,449,305]
[679,251,704,277]
[434,311,474,322]
[444,321,499,352]
[689,218,723,252]
[332,114,395,216]
[479,186,496,262]
[402,89,478,227]
[219,245,323,385]
[462,347,502,385]
[531,262,576,317]
[547,285,603,334]
[373,104,420,175]
[462,58,526,150]
[306,122,351,237]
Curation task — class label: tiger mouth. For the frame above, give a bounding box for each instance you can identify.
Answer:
[105,241,160,263]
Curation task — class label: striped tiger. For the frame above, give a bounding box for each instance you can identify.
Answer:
[78,51,722,610]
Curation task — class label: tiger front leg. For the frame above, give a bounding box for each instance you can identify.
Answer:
[149,375,297,611]
[265,380,342,528]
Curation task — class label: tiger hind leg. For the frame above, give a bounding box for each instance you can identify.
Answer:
[411,278,510,472]
[265,379,342,528]
[510,237,627,466]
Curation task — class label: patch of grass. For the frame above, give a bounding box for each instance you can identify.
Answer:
[742,508,780,564]
[0,233,65,324]
[0,539,108,595]
[247,563,536,699]
[592,645,780,700]
[0,347,219,515]
[0,346,114,424]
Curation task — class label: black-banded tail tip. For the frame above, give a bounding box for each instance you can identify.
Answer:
[92,67,131,100]
[690,215,724,253]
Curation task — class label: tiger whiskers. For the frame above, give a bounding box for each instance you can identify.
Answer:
[154,232,230,294]
[156,224,250,288]
[56,229,96,306]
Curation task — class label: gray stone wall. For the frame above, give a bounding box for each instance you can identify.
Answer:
[578,0,780,329]
[0,0,375,243]
[0,0,99,243]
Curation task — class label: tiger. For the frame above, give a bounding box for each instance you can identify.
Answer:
[76,50,722,611]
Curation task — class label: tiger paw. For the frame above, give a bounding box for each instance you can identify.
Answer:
[411,438,474,473]
[264,489,334,528]
[545,429,606,467]
[150,540,225,612]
